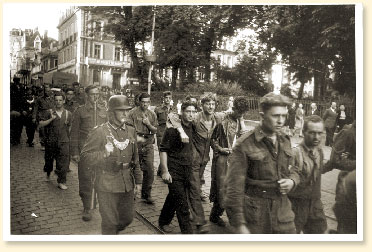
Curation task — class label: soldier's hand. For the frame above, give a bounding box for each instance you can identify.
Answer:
[142,117,150,126]
[235,225,250,234]
[180,131,189,143]
[32,118,37,124]
[162,171,172,184]
[51,113,57,120]
[22,111,27,116]
[72,155,80,163]
[278,179,294,194]
[341,152,350,160]
[136,135,146,143]
[105,142,114,156]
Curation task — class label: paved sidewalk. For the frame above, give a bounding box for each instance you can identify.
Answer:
[10,121,338,235]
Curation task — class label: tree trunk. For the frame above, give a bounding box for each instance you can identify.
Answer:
[203,28,215,82]
[179,67,186,90]
[297,82,305,100]
[171,66,178,90]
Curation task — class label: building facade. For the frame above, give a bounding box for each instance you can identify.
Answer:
[57,6,131,89]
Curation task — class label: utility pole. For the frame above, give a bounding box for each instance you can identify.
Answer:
[147,6,156,95]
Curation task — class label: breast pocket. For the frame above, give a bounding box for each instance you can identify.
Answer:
[157,111,167,125]
[249,151,272,180]
[280,149,294,177]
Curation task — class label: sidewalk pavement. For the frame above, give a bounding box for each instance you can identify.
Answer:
[10,121,338,235]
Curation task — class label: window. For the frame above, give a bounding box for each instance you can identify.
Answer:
[93,70,99,83]
[67,48,70,61]
[112,73,121,90]
[94,44,101,59]
[115,47,121,61]
[54,59,58,67]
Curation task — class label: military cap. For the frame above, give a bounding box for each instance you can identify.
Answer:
[260,92,292,109]
[85,85,98,94]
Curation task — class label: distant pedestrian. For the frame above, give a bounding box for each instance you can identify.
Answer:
[158,100,197,234]
[323,101,338,146]
[226,96,234,112]
[310,103,321,116]
[10,77,26,146]
[287,102,296,136]
[225,92,300,234]
[81,95,142,234]
[295,103,304,137]
[39,92,72,190]
[288,115,327,234]
[335,104,350,133]
[23,88,37,147]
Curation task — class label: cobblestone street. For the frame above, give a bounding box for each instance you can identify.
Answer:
[9,122,338,236]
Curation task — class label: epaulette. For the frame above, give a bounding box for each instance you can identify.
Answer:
[234,130,254,147]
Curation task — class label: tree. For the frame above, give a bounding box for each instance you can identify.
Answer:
[253,5,355,100]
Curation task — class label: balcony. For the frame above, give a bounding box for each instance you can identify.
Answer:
[86,57,131,69]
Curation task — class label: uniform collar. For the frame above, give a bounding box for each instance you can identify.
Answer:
[254,125,285,143]
[108,121,126,131]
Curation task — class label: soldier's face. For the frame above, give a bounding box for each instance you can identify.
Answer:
[304,121,324,147]
[54,95,65,109]
[113,109,129,126]
[182,106,197,123]
[202,100,216,115]
[66,91,74,101]
[164,95,172,105]
[140,97,150,110]
[261,106,288,134]
[88,88,100,104]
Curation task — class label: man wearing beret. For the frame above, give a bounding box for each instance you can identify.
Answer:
[70,85,107,221]
[225,92,300,234]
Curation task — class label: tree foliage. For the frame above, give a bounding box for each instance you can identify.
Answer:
[253,5,355,99]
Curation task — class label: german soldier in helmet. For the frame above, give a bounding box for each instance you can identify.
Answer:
[81,95,142,234]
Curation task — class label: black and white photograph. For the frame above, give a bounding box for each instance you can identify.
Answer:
[3,2,363,241]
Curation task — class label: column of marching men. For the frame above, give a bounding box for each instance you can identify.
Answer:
[10,78,357,235]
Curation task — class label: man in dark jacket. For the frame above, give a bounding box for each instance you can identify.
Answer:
[323,102,338,146]
[225,92,300,234]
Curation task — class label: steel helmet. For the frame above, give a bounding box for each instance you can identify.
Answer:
[108,95,132,111]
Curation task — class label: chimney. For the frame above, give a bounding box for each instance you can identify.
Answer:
[44,30,48,40]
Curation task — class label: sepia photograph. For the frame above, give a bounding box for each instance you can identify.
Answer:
[3,2,363,241]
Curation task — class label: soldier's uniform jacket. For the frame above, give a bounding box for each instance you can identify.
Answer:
[127,106,158,145]
[80,122,142,193]
[33,95,54,122]
[224,125,300,227]
[70,102,107,156]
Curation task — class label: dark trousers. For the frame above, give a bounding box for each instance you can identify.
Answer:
[210,201,224,221]
[24,117,36,144]
[78,158,93,210]
[159,174,193,234]
[39,126,46,146]
[289,197,327,234]
[188,162,206,225]
[243,195,296,234]
[325,126,335,147]
[138,143,154,199]
[10,113,23,144]
[44,142,69,184]
[97,190,134,235]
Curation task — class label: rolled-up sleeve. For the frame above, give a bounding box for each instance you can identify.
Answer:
[225,142,248,227]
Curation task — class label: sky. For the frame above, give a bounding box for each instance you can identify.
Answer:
[3,3,73,40]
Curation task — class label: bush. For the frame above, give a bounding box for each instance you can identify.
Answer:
[184,81,250,97]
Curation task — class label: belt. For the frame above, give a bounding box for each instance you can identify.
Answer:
[137,133,154,139]
[104,162,131,173]
[245,185,281,199]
